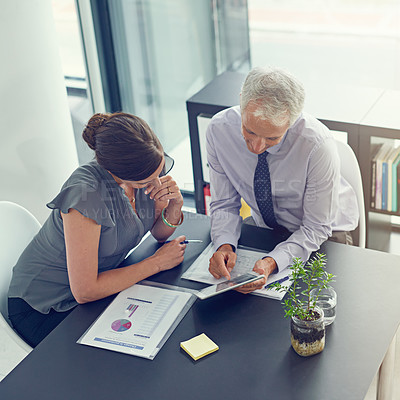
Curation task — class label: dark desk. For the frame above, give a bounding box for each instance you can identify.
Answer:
[1,213,400,400]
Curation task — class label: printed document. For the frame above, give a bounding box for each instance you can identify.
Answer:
[77,284,194,359]
[181,243,291,300]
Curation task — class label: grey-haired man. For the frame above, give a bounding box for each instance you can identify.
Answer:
[207,67,358,293]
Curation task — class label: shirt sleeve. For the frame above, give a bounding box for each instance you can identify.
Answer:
[47,183,115,228]
[268,138,340,271]
[206,122,242,251]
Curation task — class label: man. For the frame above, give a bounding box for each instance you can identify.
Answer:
[206,66,359,294]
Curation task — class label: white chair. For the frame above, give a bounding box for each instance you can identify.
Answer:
[335,140,366,248]
[0,201,40,381]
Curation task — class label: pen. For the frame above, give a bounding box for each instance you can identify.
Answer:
[265,276,289,289]
[164,239,203,244]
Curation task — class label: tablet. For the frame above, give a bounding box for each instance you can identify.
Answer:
[195,273,265,300]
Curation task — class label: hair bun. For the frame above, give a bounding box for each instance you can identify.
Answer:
[82,113,110,150]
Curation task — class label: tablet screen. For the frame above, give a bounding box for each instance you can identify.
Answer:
[195,273,264,300]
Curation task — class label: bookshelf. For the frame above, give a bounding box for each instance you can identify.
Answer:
[186,72,400,251]
[358,90,400,251]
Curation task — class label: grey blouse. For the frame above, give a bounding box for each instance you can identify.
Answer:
[8,160,155,313]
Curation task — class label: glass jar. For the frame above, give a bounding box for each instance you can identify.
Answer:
[290,306,325,357]
[310,287,337,326]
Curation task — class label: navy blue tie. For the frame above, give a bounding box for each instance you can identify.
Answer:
[254,151,280,229]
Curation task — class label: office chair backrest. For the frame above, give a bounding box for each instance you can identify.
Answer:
[335,141,366,248]
[0,201,41,322]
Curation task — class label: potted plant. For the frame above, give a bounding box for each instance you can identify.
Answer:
[270,252,335,357]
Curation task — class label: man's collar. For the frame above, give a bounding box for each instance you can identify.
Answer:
[267,130,288,154]
[266,113,302,155]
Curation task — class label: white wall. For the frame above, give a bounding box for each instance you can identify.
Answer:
[0,0,79,224]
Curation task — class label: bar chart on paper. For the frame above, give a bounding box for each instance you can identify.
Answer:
[126,303,139,318]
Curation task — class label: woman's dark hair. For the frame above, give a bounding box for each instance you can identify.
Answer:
[82,112,164,181]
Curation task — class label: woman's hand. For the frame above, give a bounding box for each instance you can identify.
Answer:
[152,235,187,272]
[149,175,184,242]
[145,175,183,207]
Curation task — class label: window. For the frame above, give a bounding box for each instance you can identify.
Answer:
[52,0,94,165]
[248,0,400,90]
[102,0,249,191]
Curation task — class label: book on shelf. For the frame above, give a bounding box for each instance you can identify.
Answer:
[393,152,400,212]
[382,147,397,210]
[386,146,400,211]
[373,143,392,210]
[370,142,400,213]
[370,143,383,209]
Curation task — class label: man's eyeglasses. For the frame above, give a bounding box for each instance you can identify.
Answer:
[160,153,174,177]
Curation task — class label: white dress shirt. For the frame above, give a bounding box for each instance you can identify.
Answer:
[206,106,359,271]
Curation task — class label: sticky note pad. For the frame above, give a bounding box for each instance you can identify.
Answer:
[180,333,219,360]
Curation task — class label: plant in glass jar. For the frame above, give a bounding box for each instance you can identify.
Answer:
[270,252,335,357]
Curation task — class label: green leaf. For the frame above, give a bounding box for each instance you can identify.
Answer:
[268,252,334,321]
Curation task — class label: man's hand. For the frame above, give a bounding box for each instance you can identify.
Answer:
[209,244,237,280]
[235,256,277,294]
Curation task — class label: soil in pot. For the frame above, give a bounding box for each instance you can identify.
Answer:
[290,308,325,357]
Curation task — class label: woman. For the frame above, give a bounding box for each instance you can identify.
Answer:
[8,112,186,347]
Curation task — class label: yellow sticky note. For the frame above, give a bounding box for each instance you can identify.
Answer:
[180,333,219,361]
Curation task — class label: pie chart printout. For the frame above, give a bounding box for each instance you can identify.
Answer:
[111,319,132,332]
[78,284,195,359]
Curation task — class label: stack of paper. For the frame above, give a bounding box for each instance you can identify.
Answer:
[180,333,219,360]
